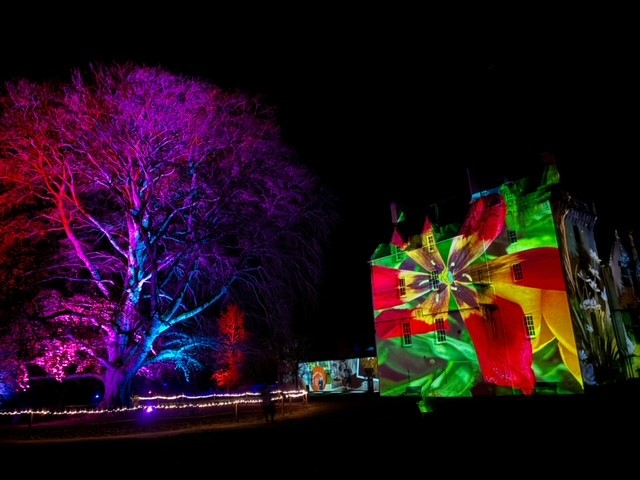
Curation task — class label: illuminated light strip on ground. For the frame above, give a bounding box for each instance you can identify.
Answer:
[0,389,308,418]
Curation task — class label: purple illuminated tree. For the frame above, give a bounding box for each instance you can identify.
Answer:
[0,63,337,407]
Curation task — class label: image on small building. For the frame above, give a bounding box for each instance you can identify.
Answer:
[298,357,379,394]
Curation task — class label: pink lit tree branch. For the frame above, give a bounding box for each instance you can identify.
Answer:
[0,63,337,407]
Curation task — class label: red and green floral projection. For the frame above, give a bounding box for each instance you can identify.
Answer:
[371,174,591,399]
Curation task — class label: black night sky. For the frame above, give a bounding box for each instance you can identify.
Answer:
[2,10,638,358]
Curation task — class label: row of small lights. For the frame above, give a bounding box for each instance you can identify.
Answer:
[0,388,308,418]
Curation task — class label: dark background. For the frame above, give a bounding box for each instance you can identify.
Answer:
[2,10,638,358]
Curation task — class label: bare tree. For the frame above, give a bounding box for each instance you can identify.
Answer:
[0,62,337,407]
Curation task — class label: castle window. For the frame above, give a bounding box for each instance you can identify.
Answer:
[402,321,413,347]
[435,318,447,344]
[426,234,436,253]
[508,229,518,244]
[504,192,514,204]
[511,263,524,281]
[524,314,536,338]
[429,270,440,291]
[398,277,407,297]
[392,245,403,263]
[468,265,490,284]
[481,304,499,335]
[619,253,632,287]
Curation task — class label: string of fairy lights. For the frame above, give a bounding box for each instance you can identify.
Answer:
[0,388,308,418]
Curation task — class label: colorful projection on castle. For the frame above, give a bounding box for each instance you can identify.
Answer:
[371,173,627,399]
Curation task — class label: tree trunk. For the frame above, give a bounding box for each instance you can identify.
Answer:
[101,365,135,409]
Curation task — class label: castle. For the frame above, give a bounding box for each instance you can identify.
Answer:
[369,160,640,401]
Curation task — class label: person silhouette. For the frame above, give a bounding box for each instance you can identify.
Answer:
[261,387,276,423]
